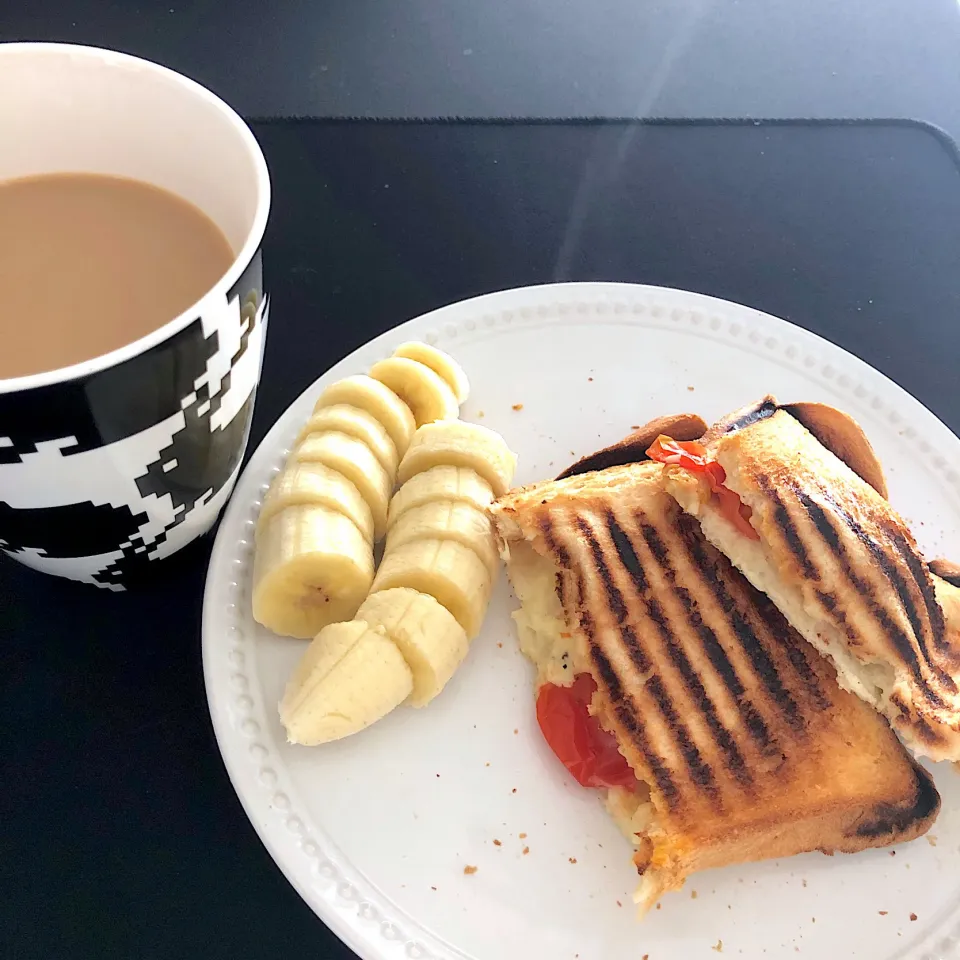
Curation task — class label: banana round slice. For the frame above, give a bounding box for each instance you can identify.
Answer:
[370,538,492,638]
[294,431,392,539]
[314,374,416,457]
[296,404,398,475]
[385,500,498,575]
[368,357,459,427]
[253,506,374,639]
[386,465,495,530]
[357,588,469,707]
[392,341,470,404]
[280,620,413,744]
[397,420,517,497]
[259,462,375,543]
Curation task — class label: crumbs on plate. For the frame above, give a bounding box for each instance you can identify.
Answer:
[512,403,523,411]
[463,865,478,875]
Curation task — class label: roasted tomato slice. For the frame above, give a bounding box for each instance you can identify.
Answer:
[646,434,759,540]
[536,673,638,789]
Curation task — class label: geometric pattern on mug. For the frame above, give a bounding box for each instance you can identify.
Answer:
[0,265,266,589]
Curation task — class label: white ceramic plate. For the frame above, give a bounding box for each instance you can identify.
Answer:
[203,283,960,960]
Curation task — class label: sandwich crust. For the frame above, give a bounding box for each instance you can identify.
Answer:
[664,407,960,761]
[556,413,707,480]
[493,462,939,910]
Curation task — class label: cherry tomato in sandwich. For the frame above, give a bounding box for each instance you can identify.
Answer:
[646,435,759,541]
[536,673,638,789]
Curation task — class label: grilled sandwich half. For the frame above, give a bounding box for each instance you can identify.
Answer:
[491,461,939,912]
[661,400,960,762]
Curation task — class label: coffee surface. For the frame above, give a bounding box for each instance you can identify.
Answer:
[0,173,234,379]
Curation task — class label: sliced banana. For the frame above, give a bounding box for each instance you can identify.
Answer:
[392,342,470,404]
[314,374,416,457]
[253,506,374,639]
[280,620,413,744]
[370,538,492,638]
[357,588,470,707]
[368,357,460,427]
[385,500,498,575]
[296,404,398,475]
[259,462,375,543]
[294,430,392,539]
[397,420,517,497]
[386,465,495,530]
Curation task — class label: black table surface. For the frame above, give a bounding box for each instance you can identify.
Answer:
[6,0,960,136]
[6,119,960,960]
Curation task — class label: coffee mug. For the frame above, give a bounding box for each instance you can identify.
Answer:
[0,44,271,589]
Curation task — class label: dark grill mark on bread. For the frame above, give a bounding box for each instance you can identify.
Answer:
[913,714,941,744]
[797,490,948,705]
[634,519,754,789]
[677,521,779,753]
[684,517,806,734]
[578,513,720,798]
[687,596,779,756]
[814,590,858,641]
[576,515,628,623]
[728,608,806,734]
[589,642,677,804]
[824,494,946,678]
[762,480,818,580]
[752,594,832,712]
[888,530,949,654]
[646,673,721,804]
[608,510,647,591]
[854,764,940,838]
[889,692,912,721]
[704,396,779,442]
[538,515,570,569]
[929,558,960,588]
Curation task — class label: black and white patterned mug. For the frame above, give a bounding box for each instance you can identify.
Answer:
[0,44,271,589]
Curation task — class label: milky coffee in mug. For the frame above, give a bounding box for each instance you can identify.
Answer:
[0,172,236,379]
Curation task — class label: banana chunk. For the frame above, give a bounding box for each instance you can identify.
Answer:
[368,357,460,427]
[253,506,374,639]
[385,500,498,575]
[294,430,392,539]
[357,588,470,707]
[392,342,470,404]
[370,538,492,638]
[386,465,495,530]
[280,621,413,744]
[397,420,517,497]
[259,462,375,543]
[314,374,416,457]
[296,404,398,475]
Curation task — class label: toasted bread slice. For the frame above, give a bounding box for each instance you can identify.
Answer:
[560,400,887,497]
[492,462,939,912]
[557,413,707,479]
[663,406,960,761]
